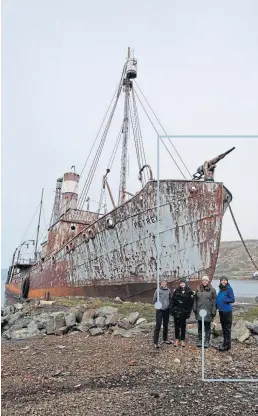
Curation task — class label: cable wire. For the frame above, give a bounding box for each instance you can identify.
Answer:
[134,88,187,179]
[18,203,40,247]
[229,204,258,271]
[135,81,192,178]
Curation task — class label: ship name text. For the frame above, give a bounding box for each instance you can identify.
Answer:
[134,215,158,228]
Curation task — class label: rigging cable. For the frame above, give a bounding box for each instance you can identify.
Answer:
[108,125,123,170]
[18,203,40,248]
[228,204,258,271]
[76,63,128,213]
[97,126,123,215]
[59,83,121,218]
[76,62,128,211]
[134,88,187,179]
[131,87,148,184]
[78,83,120,180]
[77,88,121,211]
[129,97,144,185]
[135,81,192,178]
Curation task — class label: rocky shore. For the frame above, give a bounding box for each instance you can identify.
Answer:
[1,298,258,415]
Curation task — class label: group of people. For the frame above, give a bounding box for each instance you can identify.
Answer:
[153,275,235,352]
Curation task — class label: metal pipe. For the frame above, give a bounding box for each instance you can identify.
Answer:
[124,191,134,197]
[139,164,153,182]
[105,179,116,209]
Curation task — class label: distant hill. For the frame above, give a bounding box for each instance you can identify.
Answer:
[215,239,258,278]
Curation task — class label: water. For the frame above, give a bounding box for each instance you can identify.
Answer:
[212,279,258,301]
[1,273,258,306]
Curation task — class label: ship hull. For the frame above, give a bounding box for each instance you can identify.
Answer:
[6,280,202,303]
[6,179,231,302]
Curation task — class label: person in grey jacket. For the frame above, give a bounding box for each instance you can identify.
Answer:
[193,275,217,348]
[153,280,172,348]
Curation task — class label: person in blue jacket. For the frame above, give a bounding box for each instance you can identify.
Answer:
[216,276,235,351]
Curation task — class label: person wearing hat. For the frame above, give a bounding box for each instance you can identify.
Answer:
[153,279,172,348]
[193,275,217,348]
[216,276,235,351]
[170,278,194,347]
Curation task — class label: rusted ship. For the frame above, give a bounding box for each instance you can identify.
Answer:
[5,48,235,302]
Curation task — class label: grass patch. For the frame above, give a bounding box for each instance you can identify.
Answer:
[53,297,156,322]
[233,306,258,322]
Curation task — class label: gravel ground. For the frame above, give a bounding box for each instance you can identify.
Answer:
[1,329,258,416]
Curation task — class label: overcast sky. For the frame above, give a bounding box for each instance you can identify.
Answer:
[2,0,258,268]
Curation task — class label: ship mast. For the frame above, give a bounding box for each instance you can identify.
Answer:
[34,188,44,261]
[118,47,137,205]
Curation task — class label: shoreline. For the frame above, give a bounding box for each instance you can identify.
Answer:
[234,296,257,304]
[1,297,258,415]
[2,327,258,415]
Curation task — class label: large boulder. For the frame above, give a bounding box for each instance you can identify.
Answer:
[69,306,87,323]
[77,318,95,332]
[14,303,24,312]
[97,306,118,317]
[35,313,50,330]
[6,312,23,327]
[89,327,104,336]
[106,313,124,326]
[65,312,77,328]
[213,322,223,337]
[233,319,250,330]
[135,318,147,326]
[118,318,133,331]
[2,329,11,339]
[187,327,198,336]
[138,322,155,332]
[252,325,258,335]
[81,309,97,322]
[232,321,251,342]
[10,321,40,340]
[126,312,140,325]
[95,316,106,328]
[52,312,66,330]
[9,317,32,331]
[55,326,69,336]
[112,328,128,337]
[46,318,55,335]
[238,328,252,342]
[108,324,118,332]
[2,305,15,316]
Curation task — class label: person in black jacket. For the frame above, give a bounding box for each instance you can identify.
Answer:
[170,278,194,347]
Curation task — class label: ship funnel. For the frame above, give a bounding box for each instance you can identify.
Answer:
[60,171,80,215]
